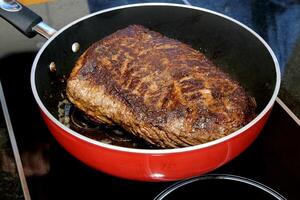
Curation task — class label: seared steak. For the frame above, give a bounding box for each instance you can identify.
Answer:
[66,25,256,148]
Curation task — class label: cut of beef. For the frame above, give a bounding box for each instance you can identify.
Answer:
[66,25,256,148]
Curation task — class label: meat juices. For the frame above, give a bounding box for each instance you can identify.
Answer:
[66,25,256,148]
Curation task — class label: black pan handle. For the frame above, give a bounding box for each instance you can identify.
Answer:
[0,0,56,39]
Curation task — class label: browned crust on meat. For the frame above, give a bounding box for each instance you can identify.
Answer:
[66,25,256,148]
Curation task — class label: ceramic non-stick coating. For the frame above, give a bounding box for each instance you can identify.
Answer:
[34,5,277,119]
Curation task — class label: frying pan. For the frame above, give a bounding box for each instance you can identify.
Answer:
[0,1,280,181]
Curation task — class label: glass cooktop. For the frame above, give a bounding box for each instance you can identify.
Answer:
[0,51,299,199]
[0,0,299,200]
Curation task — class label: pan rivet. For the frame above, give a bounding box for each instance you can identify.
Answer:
[72,42,80,53]
[49,62,56,72]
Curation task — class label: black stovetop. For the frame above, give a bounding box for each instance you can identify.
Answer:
[0,1,300,199]
[0,52,299,200]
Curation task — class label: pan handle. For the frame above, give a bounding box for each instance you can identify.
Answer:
[0,0,56,39]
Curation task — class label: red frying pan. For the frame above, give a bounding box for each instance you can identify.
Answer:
[0,1,280,181]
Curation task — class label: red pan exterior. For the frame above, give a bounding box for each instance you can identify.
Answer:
[41,109,271,181]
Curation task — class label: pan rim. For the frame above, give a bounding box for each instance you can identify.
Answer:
[30,2,281,154]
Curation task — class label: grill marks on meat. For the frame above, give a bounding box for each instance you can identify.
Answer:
[66,25,256,148]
